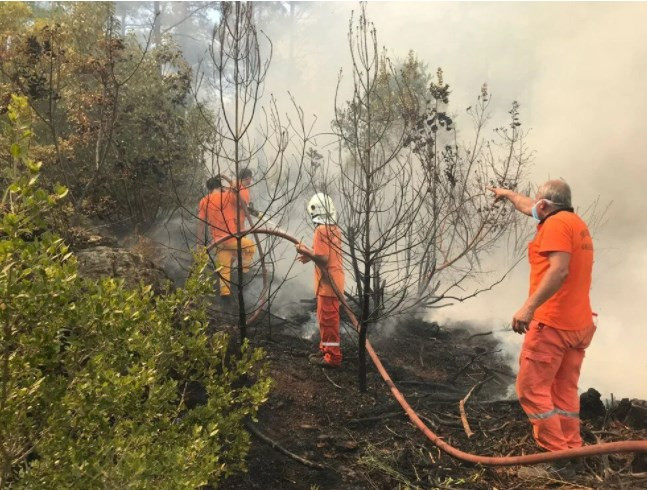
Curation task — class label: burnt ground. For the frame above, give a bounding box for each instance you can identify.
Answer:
[217,309,647,490]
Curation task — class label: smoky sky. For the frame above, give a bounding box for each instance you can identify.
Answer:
[255,2,647,399]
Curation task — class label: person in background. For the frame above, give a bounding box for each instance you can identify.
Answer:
[231,168,257,281]
[296,193,345,368]
[215,168,258,291]
[196,176,235,299]
[488,179,596,479]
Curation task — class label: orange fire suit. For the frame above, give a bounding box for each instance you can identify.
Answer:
[312,224,345,366]
[516,210,595,451]
[198,189,255,296]
[231,183,256,273]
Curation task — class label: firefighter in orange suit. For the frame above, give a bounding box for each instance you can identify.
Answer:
[489,180,595,478]
[197,176,236,297]
[232,167,257,269]
[296,193,345,368]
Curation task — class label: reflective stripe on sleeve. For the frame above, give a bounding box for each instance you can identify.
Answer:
[321,342,340,347]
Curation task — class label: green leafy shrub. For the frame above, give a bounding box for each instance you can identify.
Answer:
[0,95,270,488]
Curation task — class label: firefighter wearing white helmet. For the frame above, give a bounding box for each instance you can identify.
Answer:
[297,193,345,368]
[307,192,337,225]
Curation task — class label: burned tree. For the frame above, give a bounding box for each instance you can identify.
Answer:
[333,5,427,391]
[332,5,530,391]
[190,1,311,343]
[407,76,531,307]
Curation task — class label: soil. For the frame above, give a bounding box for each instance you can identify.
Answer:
[218,308,647,490]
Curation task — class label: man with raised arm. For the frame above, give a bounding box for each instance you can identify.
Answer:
[488,180,595,478]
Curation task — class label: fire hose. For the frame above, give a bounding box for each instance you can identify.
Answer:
[208,226,647,466]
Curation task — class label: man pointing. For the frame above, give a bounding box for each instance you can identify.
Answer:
[489,180,596,475]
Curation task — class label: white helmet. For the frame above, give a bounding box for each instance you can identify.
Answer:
[307,193,337,225]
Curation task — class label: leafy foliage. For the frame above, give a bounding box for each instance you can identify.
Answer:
[0,96,269,488]
[0,2,211,231]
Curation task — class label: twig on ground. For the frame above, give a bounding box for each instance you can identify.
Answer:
[458,375,494,437]
[467,330,493,341]
[384,424,406,440]
[348,411,404,426]
[459,381,482,438]
[420,411,463,428]
[484,420,513,432]
[322,367,344,389]
[245,421,326,470]
[477,361,516,381]
[593,433,612,480]
[452,349,501,381]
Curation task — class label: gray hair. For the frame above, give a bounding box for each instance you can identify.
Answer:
[537,179,572,208]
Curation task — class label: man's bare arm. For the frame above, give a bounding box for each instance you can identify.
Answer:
[512,251,570,333]
[487,187,534,216]
[527,252,570,308]
[296,243,329,267]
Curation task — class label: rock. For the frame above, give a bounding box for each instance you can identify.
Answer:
[580,388,606,420]
[613,398,647,429]
[67,226,118,249]
[76,246,170,293]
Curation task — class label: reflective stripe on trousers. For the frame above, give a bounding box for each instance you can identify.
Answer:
[527,408,580,420]
[317,295,342,366]
[516,320,596,451]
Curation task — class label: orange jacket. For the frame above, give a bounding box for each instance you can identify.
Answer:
[528,211,594,330]
[313,224,345,297]
[198,189,237,242]
[234,184,251,231]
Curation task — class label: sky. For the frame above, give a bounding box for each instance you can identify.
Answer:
[255,2,647,399]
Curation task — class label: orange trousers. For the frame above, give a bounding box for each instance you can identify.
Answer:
[516,320,596,451]
[317,295,342,366]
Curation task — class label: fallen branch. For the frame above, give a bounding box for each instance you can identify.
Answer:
[452,349,501,381]
[467,330,493,341]
[419,411,464,428]
[245,421,326,470]
[459,395,475,438]
[477,361,517,380]
[322,367,344,389]
[347,411,404,426]
[459,377,494,438]
[484,420,513,433]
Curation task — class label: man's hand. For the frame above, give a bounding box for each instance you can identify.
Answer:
[296,242,312,264]
[512,304,535,334]
[487,186,534,216]
[487,186,510,203]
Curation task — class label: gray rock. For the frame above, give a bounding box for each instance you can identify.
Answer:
[76,246,171,293]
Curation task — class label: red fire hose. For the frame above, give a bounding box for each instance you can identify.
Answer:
[210,227,647,466]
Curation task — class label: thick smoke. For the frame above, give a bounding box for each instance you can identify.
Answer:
[142,3,646,398]
[258,2,647,398]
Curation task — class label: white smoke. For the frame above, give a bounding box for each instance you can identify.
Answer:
[258,2,647,399]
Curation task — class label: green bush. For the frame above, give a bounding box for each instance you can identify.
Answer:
[0,95,270,488]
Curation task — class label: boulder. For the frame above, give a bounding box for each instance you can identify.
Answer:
[579,387,606,420]
[614,398,647,430]
[76,246,170,293]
